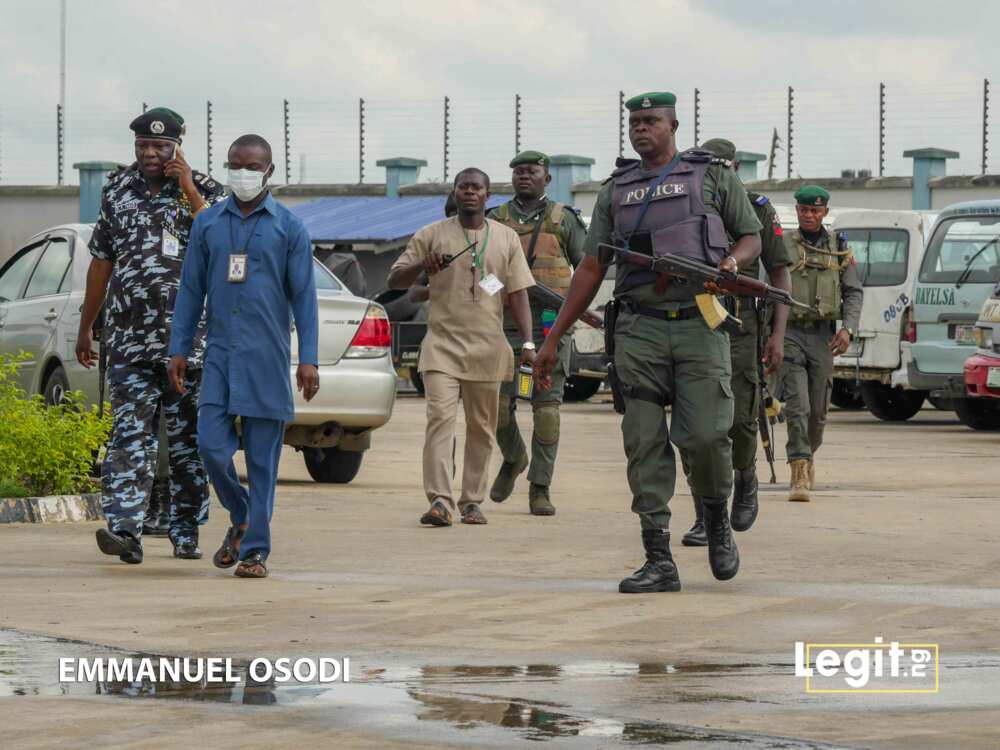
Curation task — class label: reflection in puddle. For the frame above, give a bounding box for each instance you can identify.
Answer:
[0,629,854,748]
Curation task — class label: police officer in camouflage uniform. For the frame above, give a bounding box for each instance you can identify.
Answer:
[682,139,793,546]
[780,185,863,502]
[76,108,223,564]
[487,150,587,516]
[535,92,762,593]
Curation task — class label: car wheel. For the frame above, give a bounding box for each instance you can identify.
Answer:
[830,378,865,410]
[563,375,602,403]
[43,365,70,406]
[303,446,365,483]
[953,398,1000,431]
[859,382,925,421]
[409,367,425,397]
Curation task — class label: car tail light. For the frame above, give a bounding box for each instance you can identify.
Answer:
[343,304,391,358]
[902,305,917,343]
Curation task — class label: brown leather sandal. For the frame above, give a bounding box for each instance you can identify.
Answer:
[460,503,487,525]
[420,499,453,527]
[234,551,268,578]
[213,525,245,569]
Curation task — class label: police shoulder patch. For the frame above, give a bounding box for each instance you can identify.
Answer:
[753,195,770,206]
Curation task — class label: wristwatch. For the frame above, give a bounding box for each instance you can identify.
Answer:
[721,255,738,273]
[844,327,855,339]
[522,341,536,351]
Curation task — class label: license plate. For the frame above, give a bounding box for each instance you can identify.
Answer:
[954,325,976,345]
[988,368,1000,388]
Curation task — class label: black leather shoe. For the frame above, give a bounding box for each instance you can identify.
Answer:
[142,477,171,537]
[681,497,708,546]
[96,528,143,564]
[701,499,739,581]
[731,466,759,532]
[619,529,681,593]
[172,542,203,560]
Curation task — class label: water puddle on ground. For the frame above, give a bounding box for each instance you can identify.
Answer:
[0,628,890,748]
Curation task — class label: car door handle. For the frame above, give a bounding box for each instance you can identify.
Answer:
[44,310,59,322]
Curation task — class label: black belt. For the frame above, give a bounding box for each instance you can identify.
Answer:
[620,299,700,321]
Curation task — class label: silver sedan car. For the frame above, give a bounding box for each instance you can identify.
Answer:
[0,224,397,483]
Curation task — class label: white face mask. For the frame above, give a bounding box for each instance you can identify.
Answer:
[227,168,269,201]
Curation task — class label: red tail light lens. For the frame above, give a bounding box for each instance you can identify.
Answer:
[902,305,916,343]
[344,305,391,358]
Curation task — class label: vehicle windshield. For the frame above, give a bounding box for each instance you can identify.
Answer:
[841,228,908,287]
[919,214,1000,284]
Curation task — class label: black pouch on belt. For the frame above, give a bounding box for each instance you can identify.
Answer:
[603,299,626,415]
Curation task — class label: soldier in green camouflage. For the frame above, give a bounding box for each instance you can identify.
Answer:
[780,185,863,502]
[681,139,793,546]
[487,150,588,516]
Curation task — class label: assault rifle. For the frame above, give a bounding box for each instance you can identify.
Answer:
[606,245,818,315]
[528,280,604,330]
[754,301,777,484]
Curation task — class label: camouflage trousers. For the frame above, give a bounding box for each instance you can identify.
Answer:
[496,334,570,488]
[102,361,209,544]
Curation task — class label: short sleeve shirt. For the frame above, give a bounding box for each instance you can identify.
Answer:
[88,164,224,366]
[390,217,535,381]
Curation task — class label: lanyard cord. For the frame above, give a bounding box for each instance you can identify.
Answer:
[229,211,265,256]
[462,221,490,281]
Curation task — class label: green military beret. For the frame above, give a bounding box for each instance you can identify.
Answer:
[794,185,830,206]
[509,150,550,168]
[130,107,185,142]
[625,92,677,111]
[701,138,736,161]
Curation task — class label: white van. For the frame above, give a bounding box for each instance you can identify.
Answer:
[831,209,938,420]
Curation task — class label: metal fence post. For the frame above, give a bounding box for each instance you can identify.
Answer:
[443,96,450,182]
[142,102,148,113]
[878,82,886,177]
[514,94,521,156]
[618,90,625,158]
[283,99,291,184]
[693,88,701,148]
[982,79,990,175]
[56,104,64,185]
[206,100,213,177]
[359,97,365,183]
[786,86,794,178]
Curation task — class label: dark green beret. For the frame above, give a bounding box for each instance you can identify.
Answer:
[794,185,831,206]
[625,92,677,112]
[130,107,185,142]
[509,150,550,168]
[701,138,736,161]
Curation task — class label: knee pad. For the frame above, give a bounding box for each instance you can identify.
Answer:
[534,404,560,446]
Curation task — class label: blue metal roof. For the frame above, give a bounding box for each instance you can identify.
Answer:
[291,195,508,244]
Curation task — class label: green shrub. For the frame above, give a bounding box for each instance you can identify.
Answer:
[0,353,111,497]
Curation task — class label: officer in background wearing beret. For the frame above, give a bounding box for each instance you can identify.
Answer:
[487,150,588,516]
[780,186,863,502]
[535,92,762,593]
[681,139,793,545]
[76,107,223,564]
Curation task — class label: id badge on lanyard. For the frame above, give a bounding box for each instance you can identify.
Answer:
[228,212,264,283]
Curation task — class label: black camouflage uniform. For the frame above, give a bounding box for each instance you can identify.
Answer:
[90,111,223,550]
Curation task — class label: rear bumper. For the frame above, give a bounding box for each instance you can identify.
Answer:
[964,353,1000,399]
[906,362,967,398]
[289,355,397,429]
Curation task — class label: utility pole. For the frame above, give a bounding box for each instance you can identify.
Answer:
[59,0,67,115]
[768,128,781,180]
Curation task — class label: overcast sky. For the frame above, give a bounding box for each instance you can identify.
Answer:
[1,0,997,183]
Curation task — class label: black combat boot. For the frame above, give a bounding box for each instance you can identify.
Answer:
[96,528,143,564]
[618,529,681,593]
[730,465,759,532]
[681,496,707,546]
[701,498,740,581]
[142,477,171,537]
